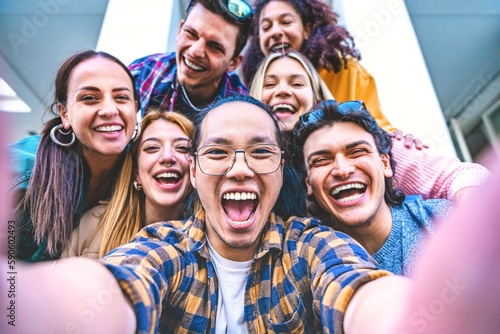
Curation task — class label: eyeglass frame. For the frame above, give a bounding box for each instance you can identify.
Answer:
[194,143,284,176]
[298,100,367,126]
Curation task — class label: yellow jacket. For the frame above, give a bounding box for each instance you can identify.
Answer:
[318,59,395,132]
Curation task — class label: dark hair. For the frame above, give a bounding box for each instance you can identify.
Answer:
[189,94,305,218]
[290,100,404,224]
[186,0,251,58]
[190,94,284,151]
[20,50,138,257]
[241,0,361,85]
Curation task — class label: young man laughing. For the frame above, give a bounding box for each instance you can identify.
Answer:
[129,0,253,121]
[291,100,452,276]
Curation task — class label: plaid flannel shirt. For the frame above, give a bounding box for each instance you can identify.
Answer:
[128,52,249,120]
[102,210,390,333]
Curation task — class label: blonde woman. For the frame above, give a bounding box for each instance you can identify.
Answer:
[249,50,333,132]
[63,111,194,258]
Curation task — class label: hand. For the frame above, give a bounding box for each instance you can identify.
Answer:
[392,129,429,150]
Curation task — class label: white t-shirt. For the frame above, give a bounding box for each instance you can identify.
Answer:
[207,240,252,334]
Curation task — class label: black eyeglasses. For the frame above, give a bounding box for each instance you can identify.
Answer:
[299,100,367,126]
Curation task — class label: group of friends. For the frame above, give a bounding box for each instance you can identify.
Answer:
[3,0,499,333]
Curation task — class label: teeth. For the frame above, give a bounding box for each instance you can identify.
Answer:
[272,104,295,112]
[184,57,204,71]
[271,43,290,52]
[96,125,123,132]
[331,183,365,195]
[232,219,250,226]
[337,193,364,203]
[156,172,179,179]
[223,192,257,200]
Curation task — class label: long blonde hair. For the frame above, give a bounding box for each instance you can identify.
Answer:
[98,110,194,257]
[249,50,334,104]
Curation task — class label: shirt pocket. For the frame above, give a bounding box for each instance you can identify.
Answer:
[265,279,307,333]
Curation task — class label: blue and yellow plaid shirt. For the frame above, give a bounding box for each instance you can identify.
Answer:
[129,52,248,120]
[102,210,390,334]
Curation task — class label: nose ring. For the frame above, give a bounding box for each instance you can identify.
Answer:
[164,162,171,167]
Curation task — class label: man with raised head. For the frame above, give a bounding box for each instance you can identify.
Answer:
[130,0,253,120]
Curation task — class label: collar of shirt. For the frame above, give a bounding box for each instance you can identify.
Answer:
[183,209,284,261]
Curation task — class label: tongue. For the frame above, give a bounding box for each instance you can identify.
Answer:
[158,178,178,185]
[337,188,362,200]
[224,200,254,222]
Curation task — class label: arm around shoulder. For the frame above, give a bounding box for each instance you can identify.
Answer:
[391,138,490,200]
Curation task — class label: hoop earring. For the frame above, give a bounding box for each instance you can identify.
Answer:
[50,124,76,147]
[133,181,142,191]
[131,122,141,142]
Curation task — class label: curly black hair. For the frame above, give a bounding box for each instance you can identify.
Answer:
[290,100,405,225]
[241,0,361,85]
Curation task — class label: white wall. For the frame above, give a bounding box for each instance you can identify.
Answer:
[341,0,456,156]
[96,0,173,66]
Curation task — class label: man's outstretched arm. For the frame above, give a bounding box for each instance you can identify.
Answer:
[344,156,500,334]
[1,257,136,334]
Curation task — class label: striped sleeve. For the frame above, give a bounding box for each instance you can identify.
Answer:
[392,138,490,199]
[101,225,183,334]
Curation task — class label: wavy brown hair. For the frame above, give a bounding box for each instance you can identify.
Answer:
[290,100,405,225]
[241,0,361,85]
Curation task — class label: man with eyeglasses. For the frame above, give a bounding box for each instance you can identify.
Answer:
[129,0,253,121]
[5,95,500,333]
[291,99,452,276]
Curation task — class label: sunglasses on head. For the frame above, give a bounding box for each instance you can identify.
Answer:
[207,0,254,26]
[299,100,367,126]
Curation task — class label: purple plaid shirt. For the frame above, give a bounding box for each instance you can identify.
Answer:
[129,52,249,120]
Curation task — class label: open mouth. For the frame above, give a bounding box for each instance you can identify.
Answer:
[270,43,291,53]
[331,183,366,203]
[95,125,123,133]
[155,172,181,185]
[184,57,205,72]
[272,104,296,115]
[222,191,258,225]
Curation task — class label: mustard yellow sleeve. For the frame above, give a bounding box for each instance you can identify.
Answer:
[318,59,396,132]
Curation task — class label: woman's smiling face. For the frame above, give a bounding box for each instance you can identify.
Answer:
[258,1,309,56]
[261,56,315,131]
[136,119,192,216]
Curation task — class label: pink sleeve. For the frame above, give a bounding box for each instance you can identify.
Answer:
[391,139,490,200]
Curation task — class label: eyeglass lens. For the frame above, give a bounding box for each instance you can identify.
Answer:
[197,144,282,175]
[227,0,253,18]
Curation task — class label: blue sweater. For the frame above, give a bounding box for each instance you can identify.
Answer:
[373,198,452,276]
